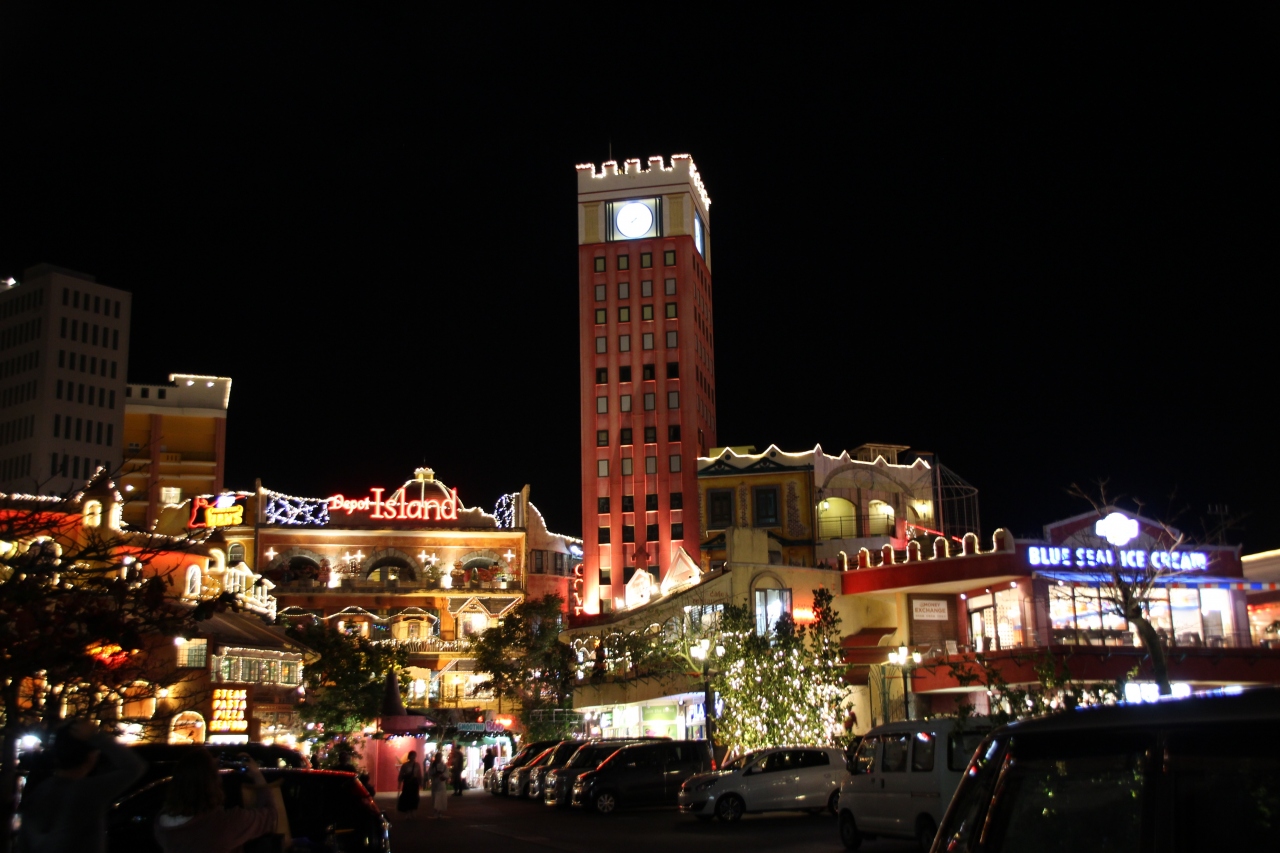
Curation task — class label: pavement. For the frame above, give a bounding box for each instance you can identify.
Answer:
[374,789,922,853]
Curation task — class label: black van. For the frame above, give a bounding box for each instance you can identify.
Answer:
[571,740,714,814]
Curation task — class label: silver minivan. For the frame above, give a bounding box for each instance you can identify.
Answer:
[839,718,989,850]
[678,746,846,822]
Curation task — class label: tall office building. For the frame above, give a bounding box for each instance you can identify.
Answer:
[577,155,718,615]
[0,265,132,495]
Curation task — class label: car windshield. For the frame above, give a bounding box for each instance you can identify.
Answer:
[722,751,764,771]
[565,745,617,768]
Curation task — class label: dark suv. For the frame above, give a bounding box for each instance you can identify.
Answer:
[543,739,666,808]
[571,740,714,814]
[926,689,1280,853]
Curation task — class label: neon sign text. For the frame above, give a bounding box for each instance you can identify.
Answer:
[211,688,248,733]
[190,494,247,528]
[1027,546,1208,572]
[572,564,584,616]
[327,487,459,521]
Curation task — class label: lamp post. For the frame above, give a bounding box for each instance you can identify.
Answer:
[886,645,922,721]
[690,638,724,744]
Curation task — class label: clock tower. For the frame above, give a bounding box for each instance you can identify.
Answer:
[576,155,718,616]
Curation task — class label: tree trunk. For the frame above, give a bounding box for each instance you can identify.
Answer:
[1130,615,1172,695]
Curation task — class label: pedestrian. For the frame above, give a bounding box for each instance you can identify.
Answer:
[396,751,423,818]
[428,751,449,818]
[18,719,147,853]
[153,750,279,853]
[450,745,466,796]
[481,746,495,779]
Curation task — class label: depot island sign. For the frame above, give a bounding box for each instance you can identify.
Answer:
[327,485,460,521]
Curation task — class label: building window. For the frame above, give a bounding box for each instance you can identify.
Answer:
[646,493,658,511]
[58,350,65,368]
[600,566,612,586]
[622,525,635,543]
[228,543,245,563]
[642,332,654,350]
[619,335,631,352]
[595,284,606,301]
[667,361,680,378]
[597,459,609,477]
[160,487,182,505]
[670,454,682,472]
[646,524,659,541]
[596,367,608,384]
[595,308,606,324]
[644,426,657,443]
[672,523,684,539]
[622,495,634,512]
[619,306,631,322]
[597,396,608,413]
[533,550,544,573]
[618,255,630,270]
[597,430,609,447]
[708,489,734,528]
[666,331,678,348]
[598,527,611,544]
[670,492,683,509]
[643,364,656,381]
[668,391,679,409]
[620,427,633,445]
[177,639,208,668]
[600,592,613,614]
[620,394,632,412]
[754,588,793,636]
[619,365,632,382]
[665,278,677,295]
[596,336,607,353]
[641,280,653,297]
[666,302,678,318]
[621,458,633,476]
[618,282,630,299]
[641,252,652,268]
[754,486,780,526]
[644,393,655,410]
[642,304,654,321]
[668,425,681,441]
[664,250,676,265]
[645,455,657,474]
[598,497,610,513]
[594,257,606,273]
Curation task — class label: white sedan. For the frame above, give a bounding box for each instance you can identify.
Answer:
[677,746,847,822]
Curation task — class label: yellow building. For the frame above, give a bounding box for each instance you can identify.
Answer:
[120,374,231,530]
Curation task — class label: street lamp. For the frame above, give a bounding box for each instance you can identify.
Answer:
[886,645,922,721]
[690,639,724,743]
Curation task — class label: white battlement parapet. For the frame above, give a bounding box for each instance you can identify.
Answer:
[576,153,711,218]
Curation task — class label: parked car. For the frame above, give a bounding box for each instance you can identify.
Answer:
[508,745,557,799]
[544,740,652,808]
[572,740,714,814]
[108,767,389,853]
[927,689,1280,853]
[839,717,989,851]
[678,746,846,822]
[492,739,563,795]
[516,740,585,801]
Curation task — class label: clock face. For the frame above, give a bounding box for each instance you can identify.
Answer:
[615,202,654,239]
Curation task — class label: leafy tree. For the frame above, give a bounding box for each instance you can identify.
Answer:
[472,594,575,739]
[712,588,848,754]
[285,619,408,742]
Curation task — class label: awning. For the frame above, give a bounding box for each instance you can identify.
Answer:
[1035,571,1280,591]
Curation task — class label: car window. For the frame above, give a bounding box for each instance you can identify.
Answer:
[1168,727,1280,850]
[984,732,1154,853]
[622,747,661,767]
[796,750,829,768]
[881,733,910,772]
[852,736,878,775]
[912,732,935,772]
[936,736,1005,852]
[948,730,989,771]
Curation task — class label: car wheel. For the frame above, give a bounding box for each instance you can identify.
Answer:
[715,794,745,822]
[828,789,840,816]
[839,811,862,850]
[916,814,938,852]
[592,791,618,815]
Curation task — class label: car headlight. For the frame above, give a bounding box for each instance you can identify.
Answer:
[693,779,717,793]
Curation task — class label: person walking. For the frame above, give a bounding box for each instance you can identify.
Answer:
[18,719,147,853]
[428,751,449,818]
[449,745,466,796]
[153,751,278,853]
[396,751,423,819]
[481,747,495,789]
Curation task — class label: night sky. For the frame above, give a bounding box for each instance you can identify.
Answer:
[3,8,1275,550]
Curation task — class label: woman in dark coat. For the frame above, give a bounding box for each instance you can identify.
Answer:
[397,751,423,817]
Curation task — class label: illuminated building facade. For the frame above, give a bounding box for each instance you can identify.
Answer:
[0,265,132,496]
[577,155,717,616]
[205,468,581,714]
[121,374,232,531]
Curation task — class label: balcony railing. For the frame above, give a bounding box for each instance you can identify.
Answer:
[818,514,902,540]
[272,578,522,593]
[372,637,473,653]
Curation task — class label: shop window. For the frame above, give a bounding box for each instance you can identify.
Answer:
[708,489,734,528]
[754,486,780,526]
[754,588,792,636]
[160,487,182,505]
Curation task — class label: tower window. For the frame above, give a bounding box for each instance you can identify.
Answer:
[641,252,652,268]
[622,495,634,512]
[620,428,633,445]
[642,332,654,349]
[619,365,632,382]
[646,524,659,541]
[664,250,676,266]
[621,458,633,476]
[619,306,630,322]
[596,337,607,353]
[622,525,635,543]
[644,426,657,443]
[595,284,606,301]
[670,492,683,509]
[668,391,680,409]
[667,362,679,378]
[596,430,609,447]
[619,335,630,352]
[618,255,629,271]
[666,331,678,348]
[596,367,608,384]
[672,523,684,539]
[598,497,610,513]
[666,303,678,318]
[670,454,681,472]
[594,257,606,273]
[645,456,657,474]
[668,425,681,441]
[618,282,630,299]
[643,365,656,381]
[642,305,654,321]
[641,280,653,297]
[620,394,632,412]
[643,393,655,411]
[595,309,606,324]
[598,527,611,544]
[646,493,658,511]
[596,396,608,413]
[597,459,609,477]
[665,278,677,295]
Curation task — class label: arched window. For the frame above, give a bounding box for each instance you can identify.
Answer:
[83,500,102,528]
[817,496,857,539]
[170,711,206,745]
[184,565,203,598]
[228,543,246,564]
[868,500,895,536]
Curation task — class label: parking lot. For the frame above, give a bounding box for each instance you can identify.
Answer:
[375,790,922,853]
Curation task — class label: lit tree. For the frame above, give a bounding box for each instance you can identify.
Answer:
[472,594,576,739]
